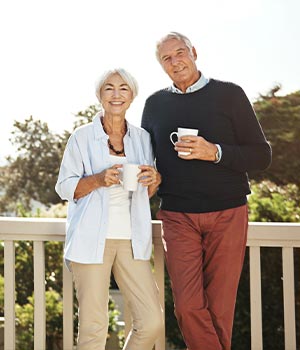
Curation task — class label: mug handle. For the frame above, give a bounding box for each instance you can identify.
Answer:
[170,132,178,145]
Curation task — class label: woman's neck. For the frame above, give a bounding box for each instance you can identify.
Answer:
[102,115,126,135]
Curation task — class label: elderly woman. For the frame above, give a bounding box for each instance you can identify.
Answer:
[55,68,163,350]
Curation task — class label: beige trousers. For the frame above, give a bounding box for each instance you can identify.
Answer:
[72,239,164,350]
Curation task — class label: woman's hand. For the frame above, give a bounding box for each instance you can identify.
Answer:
[97,164,122,187]
[74,165,122,199]
[138,165,162,198]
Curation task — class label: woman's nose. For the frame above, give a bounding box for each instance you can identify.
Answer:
[112,89,120,97]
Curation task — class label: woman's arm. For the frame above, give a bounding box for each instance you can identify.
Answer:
[74,165,122,200]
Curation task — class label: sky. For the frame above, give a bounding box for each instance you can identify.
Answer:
[0,0,299,164]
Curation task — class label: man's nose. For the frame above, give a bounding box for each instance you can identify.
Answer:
[171,56,179,65]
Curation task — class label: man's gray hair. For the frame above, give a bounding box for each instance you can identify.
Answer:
[95,68,139,103]
[155,32,194,62]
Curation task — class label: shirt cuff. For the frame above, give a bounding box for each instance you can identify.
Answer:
[214,144,222,164]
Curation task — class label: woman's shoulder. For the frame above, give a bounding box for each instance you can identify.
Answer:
[127,122,150,137]
[72,121,94,138]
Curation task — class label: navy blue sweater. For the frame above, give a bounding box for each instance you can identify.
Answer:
[141,79,272,213]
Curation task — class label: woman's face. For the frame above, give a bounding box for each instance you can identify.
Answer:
[100,73,133,117]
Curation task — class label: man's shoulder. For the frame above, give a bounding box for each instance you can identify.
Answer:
[146,88,170,101]
[209,78,243,92]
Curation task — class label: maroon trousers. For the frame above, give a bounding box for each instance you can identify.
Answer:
[157,205,248,350]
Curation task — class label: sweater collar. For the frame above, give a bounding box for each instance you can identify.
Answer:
[168,71,209,94]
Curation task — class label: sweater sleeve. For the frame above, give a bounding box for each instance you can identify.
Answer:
[141,99,156,154]
[144,131,155,167]
[219,85,272,172]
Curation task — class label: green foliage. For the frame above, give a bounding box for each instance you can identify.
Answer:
[15,241,34,305]
[0,106,102,214]
[150,193,161,219]
[72,104,101,129]
[15,290,63,350]
[0,116,67,213]
[108,296,120,334]
[38,202,68,218]
[248,181,300,222]
[15,299,34,350]
[250,88,300,185]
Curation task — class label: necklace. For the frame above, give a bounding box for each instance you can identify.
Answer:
[107,138,125,155]
[101,117,126,155]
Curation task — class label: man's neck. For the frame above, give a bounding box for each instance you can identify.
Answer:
[169,72,209,94]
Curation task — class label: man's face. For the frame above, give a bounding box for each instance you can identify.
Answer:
[158,38,199,92]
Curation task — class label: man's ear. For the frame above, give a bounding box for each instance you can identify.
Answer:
[192,46,197,60]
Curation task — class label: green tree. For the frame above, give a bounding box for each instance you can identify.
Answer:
[249,87,300,185]
[0,116,67,213]
[72,104,101,129]
[248,180,300,222]
[0,105,102,214]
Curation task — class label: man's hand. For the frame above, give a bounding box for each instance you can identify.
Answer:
[175,135,218,161]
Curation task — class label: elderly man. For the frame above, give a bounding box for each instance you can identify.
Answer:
[142,32,271,350]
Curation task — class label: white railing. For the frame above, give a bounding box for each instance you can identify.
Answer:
[0,218,300,350]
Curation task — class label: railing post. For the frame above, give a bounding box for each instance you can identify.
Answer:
[282,247,296,349]
[4,241,16,350]
[63,263,74,350]
[249,246,263,350]
[33,241,46,350]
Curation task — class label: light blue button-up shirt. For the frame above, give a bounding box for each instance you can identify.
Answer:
[168,72,209,94]
[55,113,154,267]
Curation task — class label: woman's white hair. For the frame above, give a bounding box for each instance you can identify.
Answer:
[155,31,194,62]
[95,68,139,103]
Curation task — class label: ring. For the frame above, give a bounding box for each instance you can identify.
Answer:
[189,148,192,153]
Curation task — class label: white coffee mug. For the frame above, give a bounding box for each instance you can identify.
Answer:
[122,163,140,191]
[170,127,198,155]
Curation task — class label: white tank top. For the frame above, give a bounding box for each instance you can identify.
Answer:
[106,155,132,239]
